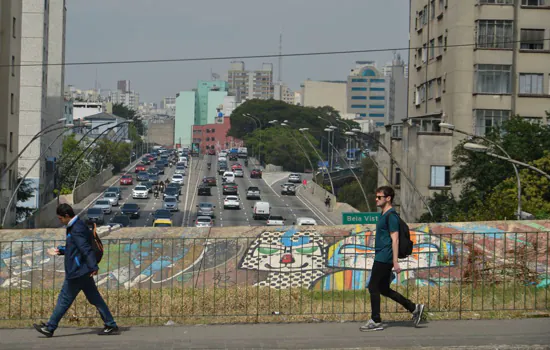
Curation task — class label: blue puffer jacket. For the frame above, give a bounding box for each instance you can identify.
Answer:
[58,216,98,279]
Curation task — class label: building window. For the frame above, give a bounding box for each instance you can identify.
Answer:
[391,125,403,138]
[351,96,367,100]
[369,113,385,118]
[12,17,16,38]
[475,64,512,94]
[11,56,15,77]
[519,73,544,94]
[475,109,510,135]
[415,118,442,132]
[206,137,210,141]
[431,166,451,187]
[422,5,428,25]
[351,104,367,108]
[437,36,444,56]
[10,94,15,114]
[422,44,427,63]
[369,104,385,109]
[439,0,445,11]
[9,132,13,152]
[371,79,385,83]
[430,39,435,59]
[436,78,442,98]
[480,0,513,3]
[371,87,385,91]
[477,20,513,49]
[211,129,215,133]
[430,0,436,18]
[211,137,215,141]
[520,29,545,50]
[352,87,367,91]
[351,78,367,83]
[427,80,434,99]
[369,96,384,100]
[395,168,401,186]
[522,0,547,6]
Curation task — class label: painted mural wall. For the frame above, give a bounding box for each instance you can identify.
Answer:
[1,221,549,290]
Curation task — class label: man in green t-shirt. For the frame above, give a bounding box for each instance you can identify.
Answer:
[360,186,424,331]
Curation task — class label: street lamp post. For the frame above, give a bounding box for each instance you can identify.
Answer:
[243,114,262,162]
[440,122,522,220]
[280,122,317,174]
[299,128,336,197]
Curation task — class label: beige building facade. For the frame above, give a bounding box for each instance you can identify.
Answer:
[227,61,274,102]
[0,0,23,225]
[378,0,550,222]
[301,80,348,115]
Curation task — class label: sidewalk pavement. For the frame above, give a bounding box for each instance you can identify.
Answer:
[1,319,548,349]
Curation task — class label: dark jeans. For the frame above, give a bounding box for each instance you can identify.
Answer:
[47,275,116,331]
[368,260,415,323]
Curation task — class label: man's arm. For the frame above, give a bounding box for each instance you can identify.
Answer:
[71,228,98,271]
[390,231,401,273]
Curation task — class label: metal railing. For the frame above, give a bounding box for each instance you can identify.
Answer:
[0,231,548,325]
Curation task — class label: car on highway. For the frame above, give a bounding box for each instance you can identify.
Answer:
[121,203,140,218]
[294,217,318,226]
[229,153,238,161]
[164,186,179,199]
[149,173,160,184]
[152,209,172,220]
[197,202,215,217]
[234,169,244,177]
[203,176,217,186]
[171,174,185,185]
[288,173,302,183]
[86,208,105,225]
[103,192,119,206]
[163,196,179,211]
[195,216,213,228]
[207,149,216,155]
[155,163,165,174]
[222,171,235,183]
[109,214,130,227]
[218,165,228,175]
[174,166,186,175]
[198,184,211,196]
[153,219,173,227]
[132,185,149,199]
[147,167,159,176]
[166,182,181,195]
[250,169,262,179]
[223,195,241,210]
[231,163,242,171]
[141,180,154,192]
[141,157,151,165]
[136,171,149,182]
[93,199,112,214]
[266,215,286,226]
[281,183,296,196]
[252,201,271,220]
[222,182,238,195]
[135,164,146,173]
[246,186,261,200]
[106,187,122,199]
[120,174,133,185]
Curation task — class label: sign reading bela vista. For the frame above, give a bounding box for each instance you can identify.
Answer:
[342,212,380,225]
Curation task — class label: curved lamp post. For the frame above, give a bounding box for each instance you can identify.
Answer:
[299,128,336,196]
[243,113,262,161]
[280,122,317,174]
[440,122,522,220]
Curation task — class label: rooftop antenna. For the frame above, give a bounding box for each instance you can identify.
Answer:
[278,30,283,83]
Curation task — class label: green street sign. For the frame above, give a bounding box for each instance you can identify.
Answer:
[342,212,380,225]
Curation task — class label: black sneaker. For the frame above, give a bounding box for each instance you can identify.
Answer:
[33,323,53,338]
[411,304,425,327]
[98,325,120,335]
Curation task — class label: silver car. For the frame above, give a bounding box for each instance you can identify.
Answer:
[163,196,179,211]
[86,207,105,225]
[288,173,302,183]
[197,202,215,217]
[103,192,119,206]
[93,199,112,214]
[195,216,213,227]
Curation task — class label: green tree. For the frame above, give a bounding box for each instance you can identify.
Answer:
[337,157,378,211]
[112,103,144,138]
[16,176,35,221]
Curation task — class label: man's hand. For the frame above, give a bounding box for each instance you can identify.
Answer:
[47,248,60,256]
[393,262,401,274]
[90,270,98,277]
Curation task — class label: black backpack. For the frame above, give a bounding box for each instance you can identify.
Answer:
[386,212,413,259]
[90,224,104,264]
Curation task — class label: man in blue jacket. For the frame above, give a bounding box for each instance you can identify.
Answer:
[33,204,119,337]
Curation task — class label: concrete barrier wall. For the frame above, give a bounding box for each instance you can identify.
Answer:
[73,167,114,204]
[264,164,283,173]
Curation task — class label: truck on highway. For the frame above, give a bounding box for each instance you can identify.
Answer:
[238,147,248,159]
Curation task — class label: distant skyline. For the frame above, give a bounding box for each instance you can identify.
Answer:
[65,0,409,103]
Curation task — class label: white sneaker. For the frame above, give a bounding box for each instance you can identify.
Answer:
[360,319,383,332]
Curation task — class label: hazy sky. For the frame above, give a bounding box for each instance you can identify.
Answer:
[65,0,409,104]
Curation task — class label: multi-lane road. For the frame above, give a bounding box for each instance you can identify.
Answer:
[83,155,334,228]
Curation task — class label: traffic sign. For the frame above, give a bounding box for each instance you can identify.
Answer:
[342,212,380,225]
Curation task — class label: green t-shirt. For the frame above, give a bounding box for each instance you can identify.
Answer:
[375,208,399,264]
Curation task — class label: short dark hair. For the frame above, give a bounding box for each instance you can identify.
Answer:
[376,186,395,203]
[56,204,75,218]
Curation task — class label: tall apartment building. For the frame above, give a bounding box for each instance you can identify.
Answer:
[274,83,295,104]
[109,89,140,110]
[117,80,130,93]
[382,55,408,124]
[18,0,67,211]
[0,0,23,226]
[347,61,393,130]
[227,61,274,102]
[378,0,550,222]
[383,60,409,79]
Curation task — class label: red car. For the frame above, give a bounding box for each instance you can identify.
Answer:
[231,163,242,171]
[250,169,262,179]
[203,177,217,186]
[135,164,146,173]
[207,149,216,155]
[120,174,133,185]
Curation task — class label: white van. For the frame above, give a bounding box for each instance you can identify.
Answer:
[222,171,235,183]
[252,201,271,220]
[294,217,318,226]
[179,156,188,166]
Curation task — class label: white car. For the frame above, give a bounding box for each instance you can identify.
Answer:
[288,173,302,183]
[93,199,112,214]
[195,216,213,228]
[222,171,235,183]
[174,166,186,175]
[132,185,149,199]
[294,217,317,226]
[171,174,185,184]
[234,169,244,177]
[223,195,241,209]
[103,192,119,206]
[266,215,285,226]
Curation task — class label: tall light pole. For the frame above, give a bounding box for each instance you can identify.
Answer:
[440,122,522,220]
[243,113,262,162]
[299,128,335,196]
[281,122,316,173]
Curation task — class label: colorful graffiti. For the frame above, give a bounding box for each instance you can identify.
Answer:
[0,220,549,290]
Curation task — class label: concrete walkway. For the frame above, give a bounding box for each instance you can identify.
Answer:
[1,318,548,349]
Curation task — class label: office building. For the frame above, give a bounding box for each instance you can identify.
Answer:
[196,80,228,125]
[383,60,409,79]
[378,0,550,222]
[301,80,348,114]
[192,117,243,154]
[160,96,176,109]
[0,0,23,226]
[117,80,130,93]
[18,0,67,210]
[109,89,140,110]
[227,61,274,102]
[174,91,196,148]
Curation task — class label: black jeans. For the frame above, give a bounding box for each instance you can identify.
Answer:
[368,260,415,323]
